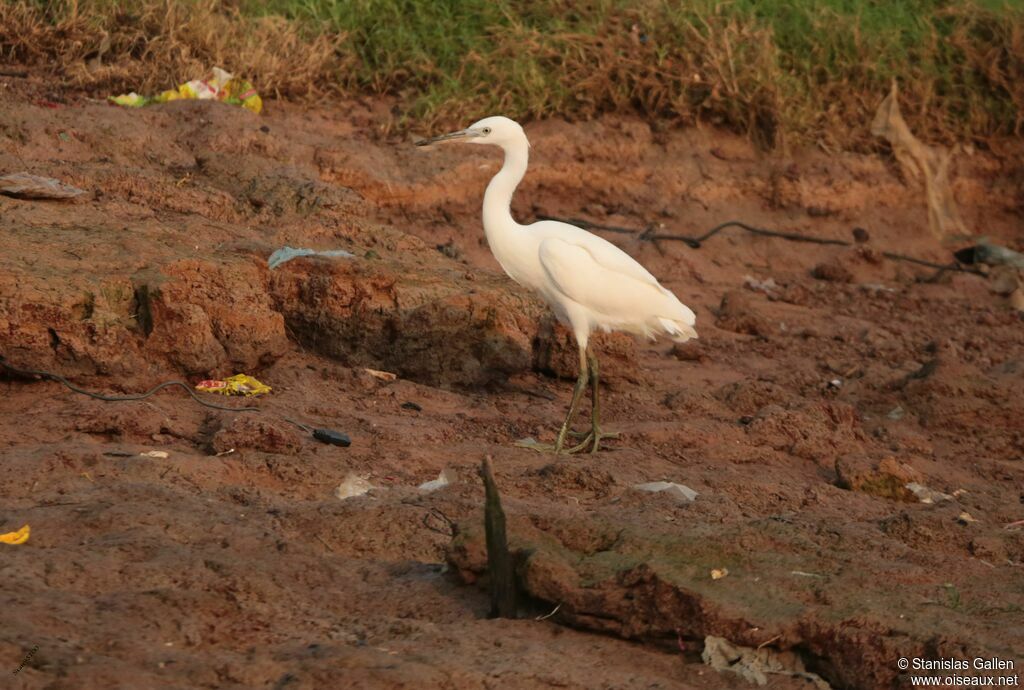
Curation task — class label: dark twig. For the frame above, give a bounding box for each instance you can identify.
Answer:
[422,507,456,537]
[481,454,516,619]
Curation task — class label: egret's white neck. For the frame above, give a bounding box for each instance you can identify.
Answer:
[482,137,529,249]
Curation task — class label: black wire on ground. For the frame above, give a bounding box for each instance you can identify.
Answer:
[0,355,260,412]
[536,215,986,277]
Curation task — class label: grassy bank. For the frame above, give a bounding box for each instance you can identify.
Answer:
[2,0,1021,148]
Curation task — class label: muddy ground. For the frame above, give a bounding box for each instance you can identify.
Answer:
[1,73,1023,690]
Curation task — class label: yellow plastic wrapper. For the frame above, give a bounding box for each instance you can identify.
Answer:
[110,92,147,108]
[110,67,262,114]
[0,524,30,545]
[196,374,272,397]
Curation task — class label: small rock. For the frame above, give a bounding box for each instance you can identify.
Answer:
[811,258,853,283]
[742,275,778,294]
[969,537,1006,561]
[212,417,303,455]
[336,474,374,500]
[702,636,830,689]
[906,482,953,504]
[957,511,978,525]
[715,290,774,338]
[835,455,920,501]
[0,172,86,199]
[364,368,397,382]
[670,340,705,362]
[1010,287,1024,312]
[418,468,455,493]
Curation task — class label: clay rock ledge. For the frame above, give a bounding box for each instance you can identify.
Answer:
[1,220,636,388]
[0,256,288,383]
[448,510,1017,690]
[268,253,547,387]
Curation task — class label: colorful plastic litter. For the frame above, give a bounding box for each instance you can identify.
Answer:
[110,67,262,114]
[196,374,271,397]
[0,524,30,545]
[268,246,355,270]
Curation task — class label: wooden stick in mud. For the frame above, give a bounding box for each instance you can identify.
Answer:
[481,454,517,618]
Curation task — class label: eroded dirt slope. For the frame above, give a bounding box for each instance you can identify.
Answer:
[1,74,1023,689]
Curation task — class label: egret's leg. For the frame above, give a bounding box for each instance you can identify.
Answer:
[553,347,590,454]
[588,350,603,453]
[570,348,620,453]
[518,346,592,454]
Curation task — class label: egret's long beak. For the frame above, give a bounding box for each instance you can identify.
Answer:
[414,128,482,146]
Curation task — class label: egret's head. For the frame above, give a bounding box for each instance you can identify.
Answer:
[415,116,527,149]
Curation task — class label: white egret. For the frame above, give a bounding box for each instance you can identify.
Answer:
[416,116,697,453]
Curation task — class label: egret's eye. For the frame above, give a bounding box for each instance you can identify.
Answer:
[482,127,492,135]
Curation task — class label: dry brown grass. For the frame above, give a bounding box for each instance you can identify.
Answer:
[1,0,1021,150]
[0,0,343,99]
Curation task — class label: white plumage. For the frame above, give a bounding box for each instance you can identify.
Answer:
[417,116,697,453]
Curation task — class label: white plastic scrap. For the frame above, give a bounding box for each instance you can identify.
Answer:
[905,482,953,504]
[268,246,355,270]
[702,636,831,689]
[335,474,374,500]
[418,468,456,493]
[633,481,698,503]
[139,450,169,459]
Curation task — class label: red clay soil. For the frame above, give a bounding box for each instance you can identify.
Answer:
[1,73,1023,690]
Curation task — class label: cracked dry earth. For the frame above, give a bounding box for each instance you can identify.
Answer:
[1,77,1023,689]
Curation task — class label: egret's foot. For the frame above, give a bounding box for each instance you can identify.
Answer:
[567,427,619,453]
[568,428,620,441]
[587,428,619,454]
[514,435,593,455]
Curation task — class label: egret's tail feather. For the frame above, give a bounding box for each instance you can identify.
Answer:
[658,316,698,342]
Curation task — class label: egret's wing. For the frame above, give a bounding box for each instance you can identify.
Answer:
[538,237,671,318]
[534,220,663,288]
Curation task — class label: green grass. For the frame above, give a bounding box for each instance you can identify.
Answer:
[4,0,1023,148]
[240,0,1023,146]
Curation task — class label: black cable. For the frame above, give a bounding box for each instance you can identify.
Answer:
[538,216,849,248]
[651,220,852,249]
[0,355,260,412]
[536,215,985,276]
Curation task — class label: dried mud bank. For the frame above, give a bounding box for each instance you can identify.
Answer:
[1,80,1023,689]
